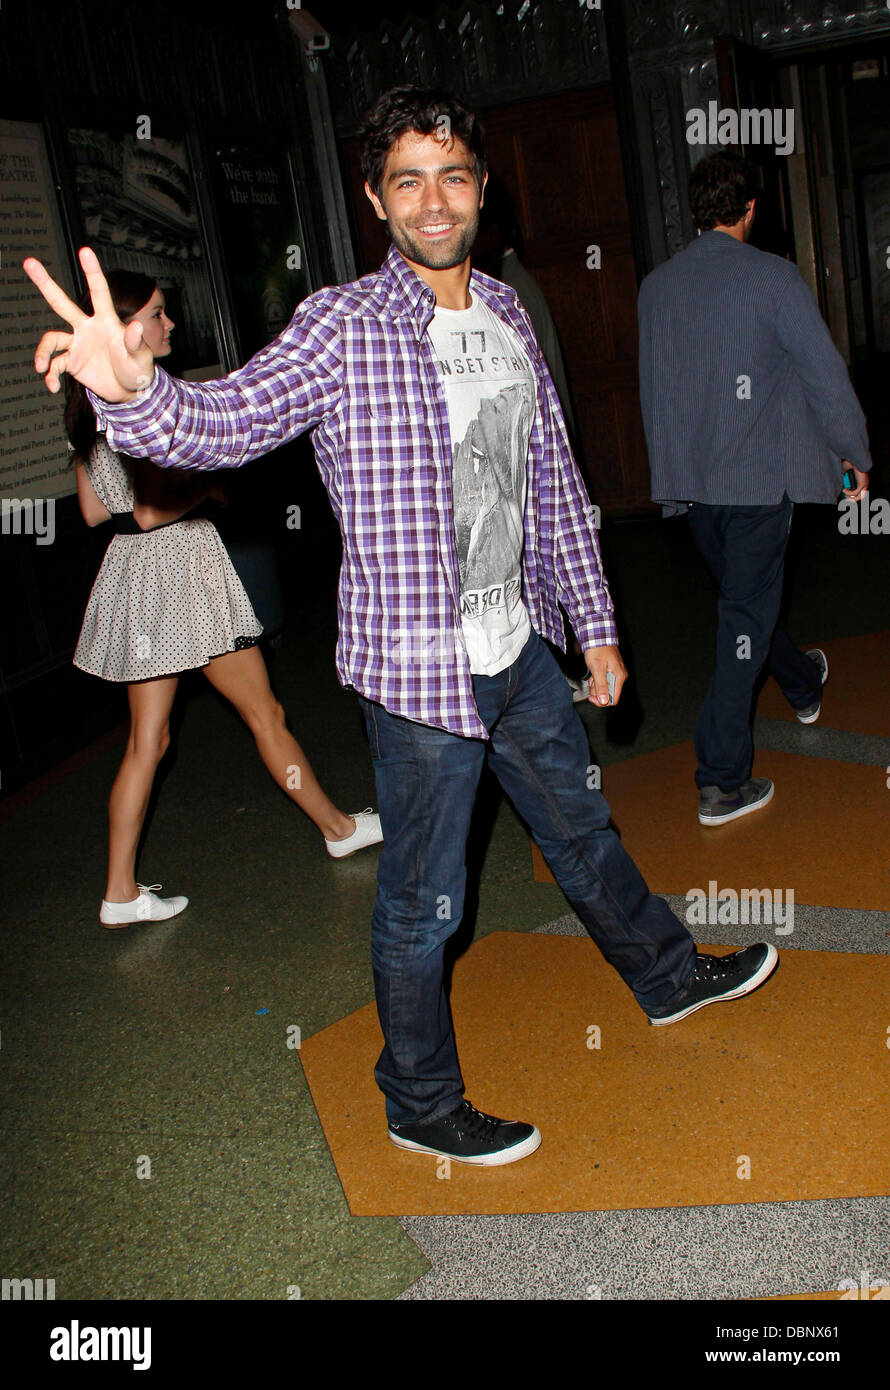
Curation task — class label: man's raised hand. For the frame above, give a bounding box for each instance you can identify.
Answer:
[23,246,155,403]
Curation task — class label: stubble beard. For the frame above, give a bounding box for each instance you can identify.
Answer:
[389,212,480,271]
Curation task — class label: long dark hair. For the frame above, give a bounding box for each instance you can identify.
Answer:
[64,269,158,463]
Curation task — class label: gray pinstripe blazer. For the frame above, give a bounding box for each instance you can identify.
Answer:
[638,230,872,515]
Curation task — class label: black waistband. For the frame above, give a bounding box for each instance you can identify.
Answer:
[107,503,214,536]
[107,513,142,535]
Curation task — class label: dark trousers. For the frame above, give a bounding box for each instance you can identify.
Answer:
[687,497,823,792]
[358,628,696,1125]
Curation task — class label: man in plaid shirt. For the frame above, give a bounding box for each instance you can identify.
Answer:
[27,85,778,1168]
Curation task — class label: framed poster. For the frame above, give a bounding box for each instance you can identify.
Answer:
[66,126,222,374]
[208,143,310,362]
[0,119,76,502]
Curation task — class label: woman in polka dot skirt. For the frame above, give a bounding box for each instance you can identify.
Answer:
[66,271,382,928]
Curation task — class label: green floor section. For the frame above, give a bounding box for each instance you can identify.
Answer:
[2,506,888,1298]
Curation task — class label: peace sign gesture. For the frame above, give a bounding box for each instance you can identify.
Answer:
[23,246,155,403]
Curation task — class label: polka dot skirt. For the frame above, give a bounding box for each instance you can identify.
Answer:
[74,440,263,682]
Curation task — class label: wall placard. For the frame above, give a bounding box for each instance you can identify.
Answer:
[0,119,75,502]
[209,144,309,362]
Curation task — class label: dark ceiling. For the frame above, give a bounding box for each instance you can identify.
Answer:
[303,0,480,39]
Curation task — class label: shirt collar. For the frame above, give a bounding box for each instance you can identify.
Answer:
[379,244,436,319]
[378,242,522,321]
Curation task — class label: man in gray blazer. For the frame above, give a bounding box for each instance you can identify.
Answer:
[637,151,872,826]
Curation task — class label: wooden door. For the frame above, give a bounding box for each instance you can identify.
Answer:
[339,85,653,515]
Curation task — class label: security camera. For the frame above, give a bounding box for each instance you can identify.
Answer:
[288,9,331,55]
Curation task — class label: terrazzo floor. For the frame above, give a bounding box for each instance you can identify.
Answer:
[2,507,888,1320]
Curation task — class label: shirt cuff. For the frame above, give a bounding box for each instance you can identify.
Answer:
[86,367,170,446]
[574,612,619,650]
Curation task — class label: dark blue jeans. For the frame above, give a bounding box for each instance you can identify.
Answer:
[687,497,823,792]
[358,629,696,1126]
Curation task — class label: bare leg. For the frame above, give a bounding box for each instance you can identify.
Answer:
[106,675,179,902]
[201,646,354,841]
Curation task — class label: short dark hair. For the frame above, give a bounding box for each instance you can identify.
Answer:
[688,151,760,231]
[359,84,486,197]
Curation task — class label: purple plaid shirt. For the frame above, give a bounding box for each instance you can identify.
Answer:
[91,244,617,739]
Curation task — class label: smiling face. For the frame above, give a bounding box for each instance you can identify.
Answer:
[364,129,486,273]
[130,288,174,359]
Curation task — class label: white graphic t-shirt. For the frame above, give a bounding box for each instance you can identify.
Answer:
[428,295,536,676]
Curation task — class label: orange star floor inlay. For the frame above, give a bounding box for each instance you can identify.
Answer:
[300,932,890,1217]
[532,742,890,912]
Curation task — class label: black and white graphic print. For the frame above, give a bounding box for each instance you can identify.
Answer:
[429,298,535,676]
[452,383,531,600]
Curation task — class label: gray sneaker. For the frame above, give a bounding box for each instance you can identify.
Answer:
[795,648,828,724]
[698,777,774,826]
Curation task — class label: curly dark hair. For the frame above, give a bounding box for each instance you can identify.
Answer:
[359,84,486,197]
[63,269,157,463]
[688,151,761,231]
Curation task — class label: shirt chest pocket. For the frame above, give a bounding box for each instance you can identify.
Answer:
[354,403,435,470]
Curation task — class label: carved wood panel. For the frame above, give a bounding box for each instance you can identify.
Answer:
[326,0,609,136]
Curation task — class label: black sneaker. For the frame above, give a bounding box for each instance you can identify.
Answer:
[388,1099,542,1166]
[698,777,774,826]
[645,943,779,1026]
